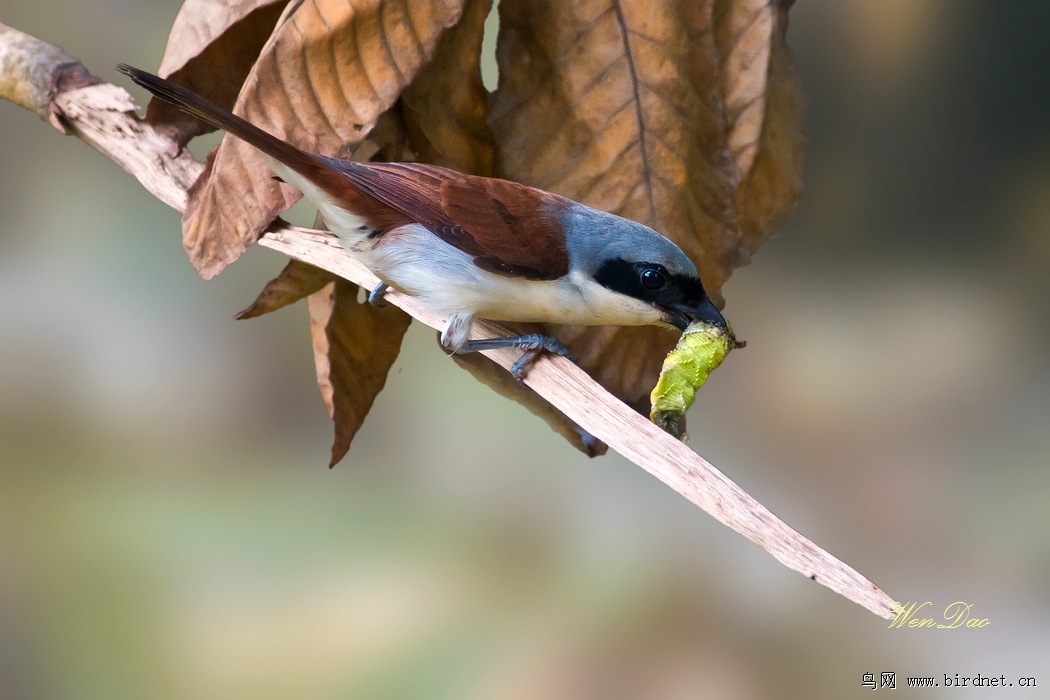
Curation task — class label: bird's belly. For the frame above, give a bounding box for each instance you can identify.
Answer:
[353,225,665,327]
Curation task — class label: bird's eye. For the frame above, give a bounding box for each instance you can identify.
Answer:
[640,267,666,291]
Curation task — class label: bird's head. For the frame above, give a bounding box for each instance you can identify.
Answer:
[561,206,726,332]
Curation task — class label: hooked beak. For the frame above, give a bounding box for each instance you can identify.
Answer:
[664,296,727,332]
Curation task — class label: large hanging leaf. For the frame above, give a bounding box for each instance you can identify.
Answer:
[489,0,805,409]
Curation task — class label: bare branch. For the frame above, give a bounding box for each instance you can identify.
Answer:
[0,20,900,620]
[0,22,95,119]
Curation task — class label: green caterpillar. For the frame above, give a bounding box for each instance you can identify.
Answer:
[650,320,741,439]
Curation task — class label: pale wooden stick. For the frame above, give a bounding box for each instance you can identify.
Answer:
[0,21,899,619]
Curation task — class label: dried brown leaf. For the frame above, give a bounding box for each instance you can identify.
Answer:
[183,0,468,280]
[731,3,806,262]
[715,0,775,180]
[235,258,335,319]
[492,0,731,284]
[156,0,285,77]
[147,0,289,145]
[490,0,804,409]
[308,278,413,466]
[451,347,609,458]
[401,0,494,174]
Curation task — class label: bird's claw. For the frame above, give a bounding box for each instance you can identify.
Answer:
[509,335,575,383]
[367,281,389,306]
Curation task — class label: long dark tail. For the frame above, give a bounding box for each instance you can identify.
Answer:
[117,64,348,195]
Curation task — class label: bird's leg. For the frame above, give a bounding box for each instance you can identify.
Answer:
[441,312,575,381]
[367,281,389,306]
[462,335,576,381]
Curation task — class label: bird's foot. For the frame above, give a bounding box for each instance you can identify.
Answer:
[367,281,389,306]
[506,335,575,382]
[445,318,574,383]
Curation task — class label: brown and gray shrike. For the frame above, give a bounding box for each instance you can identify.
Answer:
[119,65,726,379]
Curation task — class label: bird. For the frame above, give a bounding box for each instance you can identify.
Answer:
[117,64,726,379]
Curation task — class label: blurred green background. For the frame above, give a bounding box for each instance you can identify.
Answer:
[2,1,1049,697]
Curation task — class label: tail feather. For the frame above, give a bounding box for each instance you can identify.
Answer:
[117,64,350,198]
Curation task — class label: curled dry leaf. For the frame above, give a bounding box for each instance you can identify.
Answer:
[183,0,468,280]
[146,0,289,146]
[308,278,413,467]
[490,0,805,410]
[235,257,335,319]
[452,348,609,457]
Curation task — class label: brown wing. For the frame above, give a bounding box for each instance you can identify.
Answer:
[325,160,571,280]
